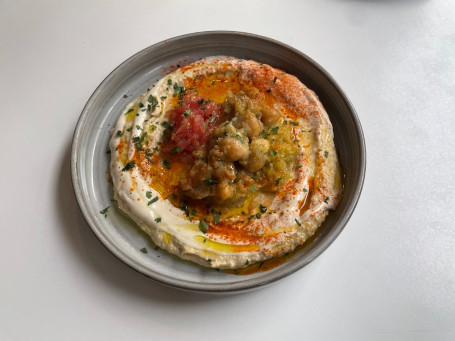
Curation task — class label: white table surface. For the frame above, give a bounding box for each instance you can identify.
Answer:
[1,0,454,340]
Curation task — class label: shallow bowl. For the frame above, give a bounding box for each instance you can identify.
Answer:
[71,31,366,293]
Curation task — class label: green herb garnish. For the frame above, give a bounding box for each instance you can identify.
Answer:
[148,197,159,205]
[214,214,220,225]
[147,95,158,112]
[162,160,170,169]
[271,127,279,134]
[203,179,218,185]
[295,219,302,226]
[170,146,181,154]
[259,204,267,213]
[155,217,161,223]
[173,83,186,99]
[100,206,110,217]
[121,160,135,172]
[140,247,148,253]
[198,220,209,233]
[324,150,328,158]
[271,150,277,156]
[146,191,152,198]
[290,121,299,126]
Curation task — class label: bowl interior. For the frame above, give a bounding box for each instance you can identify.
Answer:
[72,32,365,292]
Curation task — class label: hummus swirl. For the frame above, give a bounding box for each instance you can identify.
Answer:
[109,57,342,269]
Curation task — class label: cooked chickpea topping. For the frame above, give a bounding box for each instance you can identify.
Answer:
[218,137,249,162]
[240,138,270,172]
[178,88,299,203]
[217,182,235,201]
[232,110,263,138]
[261,106,280,127]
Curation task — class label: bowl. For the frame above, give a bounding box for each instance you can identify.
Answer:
[71,31,366,293]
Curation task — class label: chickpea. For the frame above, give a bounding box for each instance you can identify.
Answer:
[217,182,235,201]
[213,161,236,182]
[218,137,249,162]
[260,106,280,127]
[232,111,264,138]
[240,138,270,172]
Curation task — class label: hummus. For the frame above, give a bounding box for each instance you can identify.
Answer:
[109,56,342,269]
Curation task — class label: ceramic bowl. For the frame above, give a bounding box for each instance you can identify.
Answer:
[71,31,366,293]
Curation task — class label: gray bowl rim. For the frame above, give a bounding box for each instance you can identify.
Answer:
[71,30,366,293]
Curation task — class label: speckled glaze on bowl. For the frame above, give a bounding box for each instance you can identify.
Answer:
[71,31,366,293]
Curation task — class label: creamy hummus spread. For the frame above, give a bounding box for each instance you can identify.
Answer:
[109,56,342,269]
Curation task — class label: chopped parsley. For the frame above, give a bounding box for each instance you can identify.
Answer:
[303,188,308,192]
[140,247,148,253]
[183,109,191,116]
[162,160,170,169]
[116,130,123,137]
[275,178,282,186]
[136,125,142,130]
[123,94,128,98]
[121,160,135,172]
[146,191,152,198]
[170,146,181,154]
[271,126,279,134]
[259,204,267,213]
[251,184,256,192]
[203,179,218,185]
[100,206,110,218]
[145,148,154,163]
[147,197,159,205]
[198,220,209,233]
[256,213,261,219]
[295,219,302,226]
[167,79,172,85]
[132,132,147,151]
[160,96,167,100]
[148,95,158,112]
[209,115,217,124]
[155,217,162,223]
[173,82,186,99]
[324,150,329,158]
[214,214,220,225]
[270,150,277,156]
[273,76,277,83]
[266,89,271,93]
[125,108,134,115]
[290,121,299,126]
